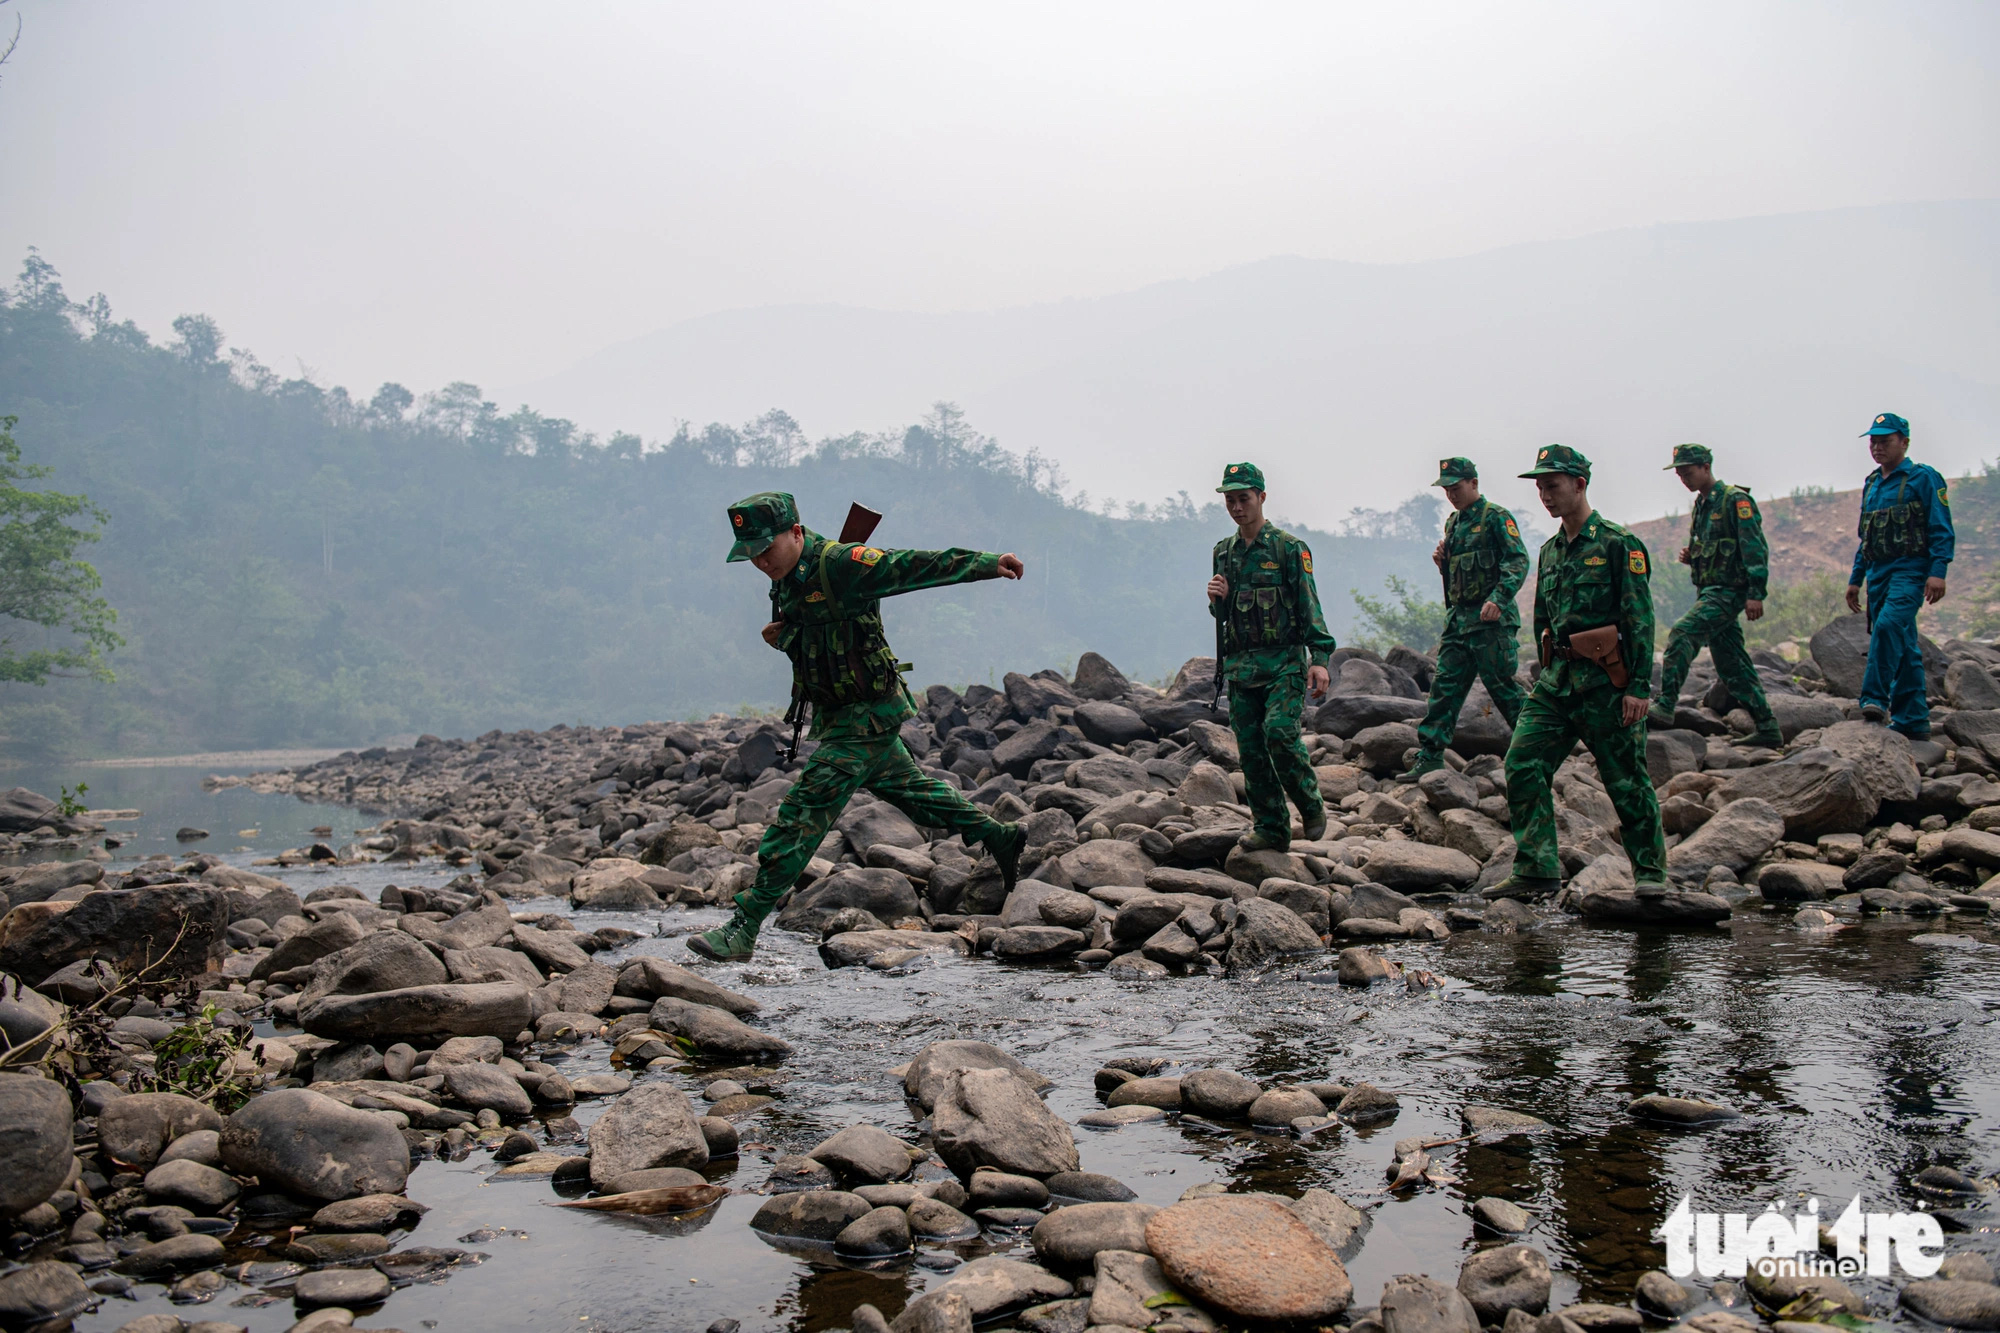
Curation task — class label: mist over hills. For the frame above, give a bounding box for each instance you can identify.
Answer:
[524,201,2000,526]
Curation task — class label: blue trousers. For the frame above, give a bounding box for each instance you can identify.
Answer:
[1862,565,1930,735]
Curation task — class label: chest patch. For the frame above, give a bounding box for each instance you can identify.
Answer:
[849,546,884,566]
[1583,556,1608,566]
[805,591,826,603]
[1260,561,1279,570]
[1628,550,1648,575]
[1735,498,1753,519]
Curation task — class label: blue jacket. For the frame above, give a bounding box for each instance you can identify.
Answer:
[1850,458,1954,584]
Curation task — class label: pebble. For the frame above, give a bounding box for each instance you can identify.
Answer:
[1471,1197,1533,1234]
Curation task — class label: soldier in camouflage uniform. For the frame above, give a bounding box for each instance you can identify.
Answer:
[1649,443,1782,747]
[1845,412,1955,740]
[689,492,1027,962]
[1402,457,1530,779]
[1208,462,1335,852]
[1485,445,1668,900]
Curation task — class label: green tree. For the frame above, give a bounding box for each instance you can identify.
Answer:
[0,415,121,682]
[1350,575,1448,654]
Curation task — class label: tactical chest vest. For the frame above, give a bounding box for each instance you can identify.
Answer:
[1859,470,1929,563]
[774,540,907,710]
[1687,487,1747,588]
[1444,507,1501,607]
[1221,538,1301,653]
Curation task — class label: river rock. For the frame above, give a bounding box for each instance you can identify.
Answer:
[300,980,533,1041]
[1713,750,1877,839]
[776,866,920,931]
[1473,1196,1534,1234]
[1090,1250,1216,1332]
[99,1092,224,1168]
[0,1074,73,1214]
[1580,889,1733,924]
[1756,862,1846,903]
[1073,701,1152,747]
[1635,1271,1697,1317]
[298,931,448,1004]
[930,1256,1073,1321]
[909,1194,981,1241]
[0,883,229,986]
[1030,1201,1159,1269]
[0,1262,91,1326]
[933,1067,1079,1178]
[1105,1076,1181,1109]
[1743,1263,1861,1314]
[1381,1273,1482,1333]
[1627,1094,1739,1125]
[904,1039,1053,1111]
[293,1266,392,1308]
[836,1205,913,1257]
[1180,1069,1262,1118]
[1666,798,1785,874]
[1145,1194,1352,1321]
[994,925,1091,959]
[1078,1104,1167,1127]
[823,929,969,968]
[1458,1244,1552,1321]
[967,1172,1048,1211]
[143,1158,240,1212]
[1226,897,1325,971]
[311,1193,427,1233]
[1315,695,1428,738]
[1248,1086,1326,1125]
[1058,840,1156,889]
[1361,842,1481,889]
[648,996,791,1060]
[808,1124,914,1184]
[1293,1189,1368,1254]
[1899,1280,2000,1329]
[1821,719,1922,803]
[1808,614,1874,697]
[587,1083,708,1187]
[443,1063,533,1118]
[221,1089,410,1200]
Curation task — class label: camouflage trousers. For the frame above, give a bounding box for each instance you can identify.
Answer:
[1657,586,1775,726]
[1414,619,1528,762]
[740,733,1009,925]
[1504,685,1666,883]
[1228,668,1325,845]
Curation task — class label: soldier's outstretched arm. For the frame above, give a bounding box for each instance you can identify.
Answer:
[825,544,1011,600]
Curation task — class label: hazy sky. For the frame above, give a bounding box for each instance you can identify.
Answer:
[5,2,1998,481]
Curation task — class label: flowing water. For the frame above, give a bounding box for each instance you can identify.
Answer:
[8,763,1999,1333]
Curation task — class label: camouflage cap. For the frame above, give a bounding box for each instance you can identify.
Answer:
[1862,412,1910,438]
[724,491,800,563]
[1665,443,1713,470]
[1519,443,1591,480]
[1216,462,1266,493]
[1433,457,1477,487]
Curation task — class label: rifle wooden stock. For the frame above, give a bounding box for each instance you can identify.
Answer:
[839,504,882,545]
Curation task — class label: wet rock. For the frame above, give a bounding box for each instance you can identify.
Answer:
[933,1067,1079,1178]
[908,1195,981,1241]
[752,1189,874,1242]
[285,1231,392,1264]
[1293,1189,1368,1255]
[904,1040,1053,1111]
[143,1159,240,1213]
[1105,1076,1181,1109]
[1380,1273,1482,1333]
[700,1115,739,1158]
[889,1289,976,1333]
[929,1256,1073,1321]
[1743,1264,1861,1314]
[1337,946,1399,985]
[765,1155,837,1192]
[1360,842,1481,890]
[1900,1280,2000,1329]
[1226,897,1325,971]
[975,1205,1045,1230]
[1757,862,1847,903]
[1912,1164,1988,1197]
[1557,1304,1642,1333]
[113,1233,226,1277]
[1938,1252,1996,1283]
[777,866,921,932]
[1180,1069,1262,1118]
[100,1092,225,1168]
[1472,1197,1534,1234]
[587,1083,708,1188]
[1338,1084,1400,1121]
[443,1063,533,1119]
[1077,1104,1167,1127]
[1248,1086,1325,1125]
[1089,1250,1216,1332]
[1458,1244,1552,1321]
[1667,798,1785,874]
[1578,889,1732,925]
[808,1123,914,1184]
[648,996,791,1060]
[1635,1271,1697,1317]
[221,1089,411,1201]
[967,1172,1049,1209]
[994,925,1091,959]
[614,957,760,1016]
[310,1193,427,1233]
[0,1262,93,1326]
[1794,907,1840,929]
[1046,1171,1137,1203]
[606,1167,706,1192]
[836,1205,913,1257]
[1030,1201,1158,1269]
[300,980,534,1042]
[1627,1094,1739,1125]
[1145,1194,1352,1321]
[1105,951,1170,980]
[292,1266,391,1308]
[823,929,969,968]
[0,1073,73,1213]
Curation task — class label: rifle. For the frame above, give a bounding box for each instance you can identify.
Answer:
[1212,617,1226,712]
[784,502,884,762]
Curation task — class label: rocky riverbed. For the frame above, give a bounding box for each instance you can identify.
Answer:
[2,628,1999,1333]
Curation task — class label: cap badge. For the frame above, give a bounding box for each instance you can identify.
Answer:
[1538,449,1549,460]
[732,513,744,527]
[1877,415,1886,423]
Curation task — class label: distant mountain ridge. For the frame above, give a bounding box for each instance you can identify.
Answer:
[522,200,2000,527]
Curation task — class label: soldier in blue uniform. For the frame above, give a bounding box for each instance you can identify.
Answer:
[1844,413,1954,740]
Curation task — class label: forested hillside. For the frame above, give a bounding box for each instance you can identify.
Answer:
[0,257,1435,758]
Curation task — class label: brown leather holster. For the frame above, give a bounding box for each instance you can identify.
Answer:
[1555,624,1630,689]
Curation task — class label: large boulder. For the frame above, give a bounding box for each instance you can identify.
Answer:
[1072,652,1133,701]
[615,957,760,1016]
[1058,839,1156,888]
[1456,1244,1552,1322]
[1820,720,1921,804]
[903,1039,1053,1111]
[297,931,449,1005]
[1226,898,1325,972]
[994,720,1065,778]
[299,981,535,1042]
[0,884,229,985]
[1756,861,1847,903]
[254,911,369,978]
[1380,1273,1482,1333]
[1352,722,1422,772]
[221,1089,411,1200]
[648,997,791,1061]
[0,1074,72,1215]
[1811,614,1947,699]
[1712,749,1878,839]
[586,1083,708,1188]
[0,789,60,833]
[932,1067,1079,1178]
[98,1092,223,1168]
[775,867,920,932]
[1030,1202,1159,1269]
[1769,694,1848,739]
[1450,681,1518,758]
[1313,695,1427,738]
[1666,798,1785,875]
[1358,842,1480,889]
[1145,1194,1352,1322]
[1073,701,1152,748]
[837,799,927,854]
[1,860,104,906]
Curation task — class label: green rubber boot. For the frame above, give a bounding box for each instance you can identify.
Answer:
[1480,874,1562,902]
[986,822,1025,896]
[1646,703,1678,730]
[1744,721,1784,749]
[1300,809,1329,842]
[1395,755,1446,782]
[1237,829,1290,853]
[686,895,763,963]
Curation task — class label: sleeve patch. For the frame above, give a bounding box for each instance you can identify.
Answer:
[1504,518,1519,538]
[1300,548,1313,574]
[850,546,884,566]
[1735,499,1753,519]
[1628,549,1648,575]
[1939,487,1950,507]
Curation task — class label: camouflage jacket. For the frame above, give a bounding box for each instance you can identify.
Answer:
[1210,521,1337,685]
[1531,511,1655,700]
